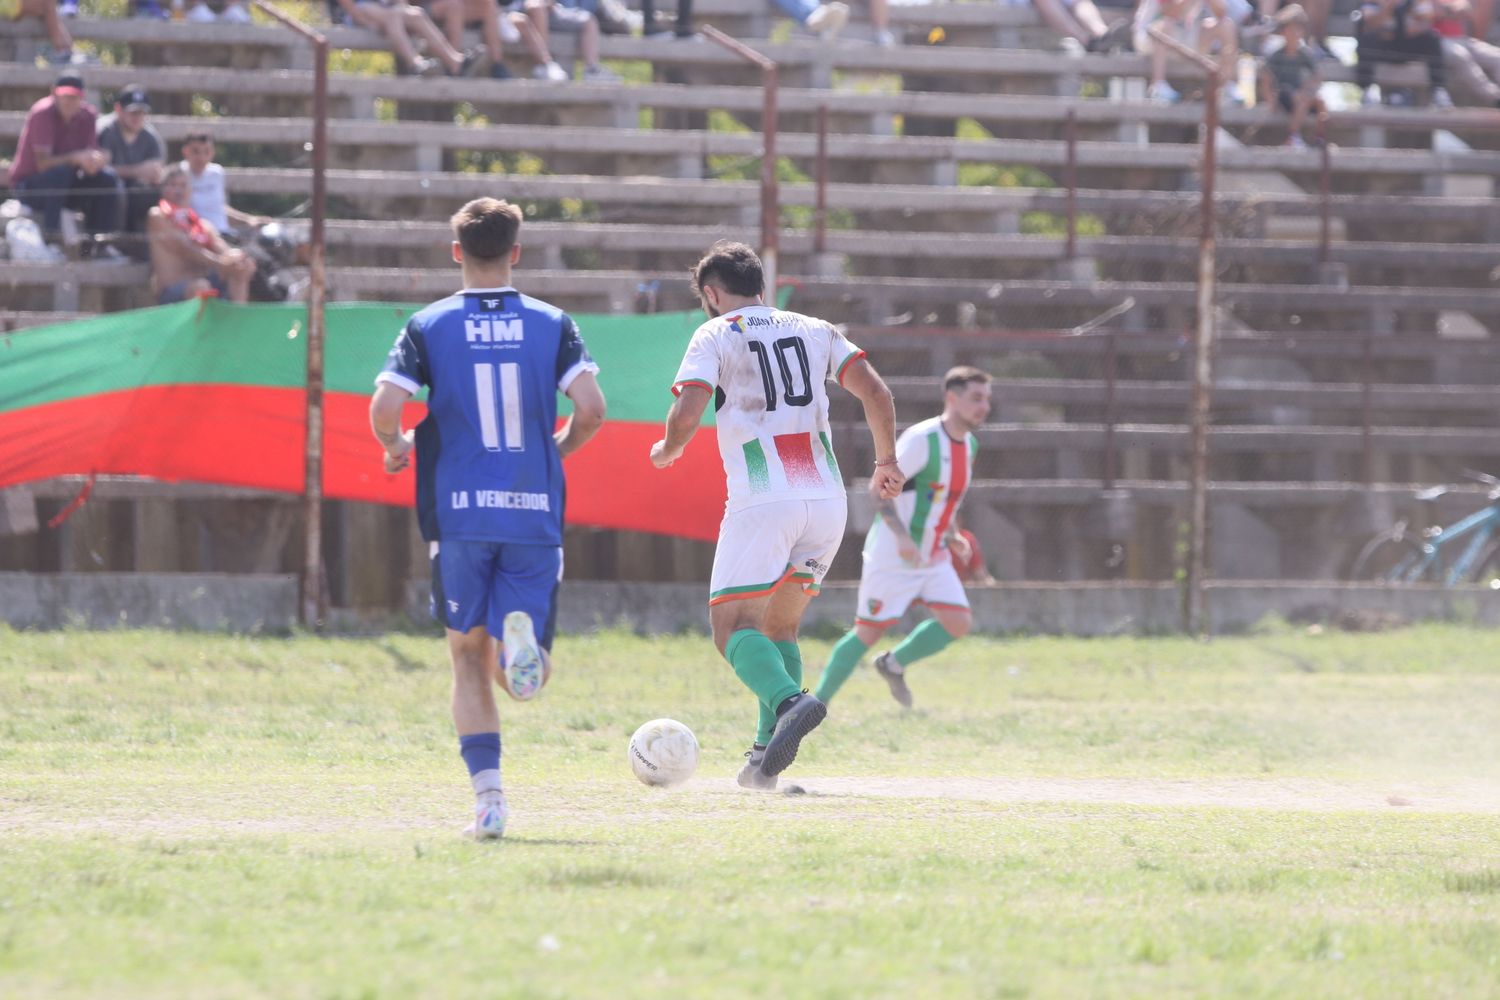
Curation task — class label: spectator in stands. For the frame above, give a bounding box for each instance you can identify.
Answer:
[96,84,164,237]
[7,0,82,65]
[1356,0,1453,105]
[1434,0,1500,105]
[147,164,256,303]
[1039,0,1131,53]
[179,132,266,239]
[1242,0,1332,58]
[327,0,484,76]
[522,0,622,80]
[639,0,694,38]
[1258,5,1323,146]
[766,0,851,40]
[1134,0,1239,102]
[8,72,124,252]
[426,0,561,78]
[183,0,255,21]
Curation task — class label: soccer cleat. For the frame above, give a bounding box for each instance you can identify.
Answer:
[872,651,913,709]
[502,610,546,701]
[185,1,217,21]
[465,789,508,840]
[1431,87,1454,108]
[760,693,826,777]
[582,64,622,83]
[534,61,570,81]
[737,745,777,791]
[220,1,252,22]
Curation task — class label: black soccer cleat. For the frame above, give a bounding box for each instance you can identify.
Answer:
[872,651,914,709]
[760,693,827,777]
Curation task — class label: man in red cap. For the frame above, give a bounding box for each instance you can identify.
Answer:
[8,73,124,250]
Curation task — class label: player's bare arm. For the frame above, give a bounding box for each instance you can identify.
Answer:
[369,381,416,473]
[839,357,904,499]
[555,371,607,458]
[650,383,711,469]
[878,496,921,564]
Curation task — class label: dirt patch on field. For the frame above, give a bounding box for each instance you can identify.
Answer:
[751,776,1500,814]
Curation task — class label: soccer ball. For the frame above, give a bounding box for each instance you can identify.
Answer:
[628,718,699,787]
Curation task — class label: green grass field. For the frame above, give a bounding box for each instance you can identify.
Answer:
[3,624,1500,999]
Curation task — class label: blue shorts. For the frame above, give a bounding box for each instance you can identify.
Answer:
[430,540,562,649]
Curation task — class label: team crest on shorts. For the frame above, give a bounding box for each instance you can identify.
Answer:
[867,598,883,616]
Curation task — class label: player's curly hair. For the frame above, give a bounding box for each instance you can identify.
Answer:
[690,240,764,299]
[451,198,522,262]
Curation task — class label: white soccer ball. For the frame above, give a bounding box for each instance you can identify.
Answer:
[628,718,699,787]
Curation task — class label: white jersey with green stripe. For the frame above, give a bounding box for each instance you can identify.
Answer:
[671,305,865,512]
[865,415,978,567]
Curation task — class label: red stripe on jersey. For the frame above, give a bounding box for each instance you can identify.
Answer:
[774,432,823,488]
[928,436,968,554]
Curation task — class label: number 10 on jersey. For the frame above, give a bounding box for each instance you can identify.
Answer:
[473,362,524,452]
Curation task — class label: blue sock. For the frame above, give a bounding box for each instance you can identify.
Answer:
[459,732,501,794]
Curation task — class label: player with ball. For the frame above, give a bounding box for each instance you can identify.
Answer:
[650,241,903,790]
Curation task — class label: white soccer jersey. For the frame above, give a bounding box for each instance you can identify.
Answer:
[866,415,978,567]
[672,305,865,512]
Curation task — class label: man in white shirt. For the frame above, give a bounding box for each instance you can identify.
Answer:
[650,240,903,787]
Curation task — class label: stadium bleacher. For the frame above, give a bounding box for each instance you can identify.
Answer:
[3,0,1499,596]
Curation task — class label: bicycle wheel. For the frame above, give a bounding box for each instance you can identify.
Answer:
[1349,531,1426,583]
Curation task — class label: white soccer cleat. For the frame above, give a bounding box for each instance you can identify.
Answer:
[502,610,546,701]
[465,790,508,840]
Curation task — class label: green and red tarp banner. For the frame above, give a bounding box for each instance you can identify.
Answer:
[0,300,726,541]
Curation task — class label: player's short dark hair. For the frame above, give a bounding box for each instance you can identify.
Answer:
[182,132,213,145]
[690,240,765,299]
[943,366,991,394]
[451,197,522,262]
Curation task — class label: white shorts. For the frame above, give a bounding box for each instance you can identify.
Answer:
[708,497,847,606]
[855,549,969,627]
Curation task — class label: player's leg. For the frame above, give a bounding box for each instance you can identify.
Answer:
[874,564,971,707]
[754,497,844,777]
[814,547,912,702]
[491,543,561,702]
[709,503,808,773]
[433,540,509,839]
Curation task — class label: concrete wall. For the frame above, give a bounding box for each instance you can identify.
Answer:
[4,573,1499,636]
[0,573,298,633]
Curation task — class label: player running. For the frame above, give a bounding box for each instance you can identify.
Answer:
[370,197,606,839]
[649,241,902,790]
[813,366,991,709]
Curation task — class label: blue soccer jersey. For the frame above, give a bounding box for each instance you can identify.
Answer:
[375,286,598,546]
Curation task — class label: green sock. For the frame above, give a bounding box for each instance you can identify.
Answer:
[812,629,870,703]
[755,640,804,744]
[725,629,801,729]
[890,619,956,670]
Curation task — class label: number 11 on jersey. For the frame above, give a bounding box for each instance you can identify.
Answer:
[474,362,524,452]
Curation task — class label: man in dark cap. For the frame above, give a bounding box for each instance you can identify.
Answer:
[8,73,124,251]
[96,84,164,237]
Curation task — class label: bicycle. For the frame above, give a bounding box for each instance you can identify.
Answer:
[1349,471,1500,586]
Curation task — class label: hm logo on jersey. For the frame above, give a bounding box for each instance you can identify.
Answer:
[466,317,523,344]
